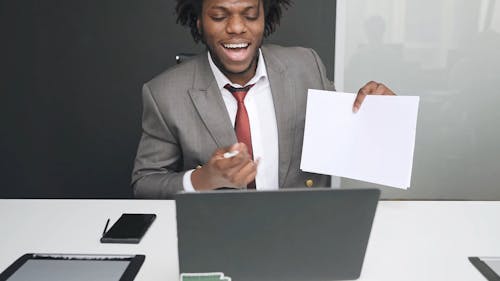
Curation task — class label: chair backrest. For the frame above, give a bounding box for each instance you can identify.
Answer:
[175,53,196,64]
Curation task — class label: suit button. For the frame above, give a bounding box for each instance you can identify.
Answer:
[305,179,314,188]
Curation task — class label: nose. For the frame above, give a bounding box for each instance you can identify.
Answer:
[226,15,246,34]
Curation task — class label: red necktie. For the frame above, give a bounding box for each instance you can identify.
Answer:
[224,84,256,189]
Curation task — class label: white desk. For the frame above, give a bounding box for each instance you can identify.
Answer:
[0,200,499,281]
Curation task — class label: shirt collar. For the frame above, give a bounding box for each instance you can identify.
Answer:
[208,49,268,90]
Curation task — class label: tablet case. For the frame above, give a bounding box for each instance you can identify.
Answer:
[469,257,500,281]
[100,213,156,244]
[0,254,145,281]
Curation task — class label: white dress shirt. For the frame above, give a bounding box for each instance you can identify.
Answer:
[183,49,279,191]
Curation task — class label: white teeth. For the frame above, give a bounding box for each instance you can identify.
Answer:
[223,43,249,49]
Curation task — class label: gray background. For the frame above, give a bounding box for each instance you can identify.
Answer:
[0,0,335,198]
[336,0,500,200]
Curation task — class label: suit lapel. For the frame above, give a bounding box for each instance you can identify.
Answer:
[188,48,297,187]
[188,55,237,148]
[262,47,297,187]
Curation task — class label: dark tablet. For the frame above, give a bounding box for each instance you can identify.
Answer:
[0,254,145,281]
[101,213,156,244]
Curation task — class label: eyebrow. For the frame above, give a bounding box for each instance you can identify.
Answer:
[209,4,258,13]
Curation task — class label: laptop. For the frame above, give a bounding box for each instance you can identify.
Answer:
[175,188,380,281]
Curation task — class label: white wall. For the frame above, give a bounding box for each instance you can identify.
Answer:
[335,0,500,199]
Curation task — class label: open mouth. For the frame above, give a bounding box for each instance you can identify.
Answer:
[223,43,250,49]
[221,42,251,63]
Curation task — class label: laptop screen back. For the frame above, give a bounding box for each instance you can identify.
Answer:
[175,188,380,281]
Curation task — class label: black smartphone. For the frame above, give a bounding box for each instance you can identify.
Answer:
[100,213,156,244]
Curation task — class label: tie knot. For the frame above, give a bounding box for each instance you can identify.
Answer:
[224,84,255,102]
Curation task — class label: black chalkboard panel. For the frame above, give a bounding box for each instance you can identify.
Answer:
[0,0,335,198]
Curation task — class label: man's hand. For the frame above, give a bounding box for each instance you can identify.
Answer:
[191,142,258,191]
[353,81,396,113]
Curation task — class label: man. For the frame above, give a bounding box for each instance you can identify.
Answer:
[132,0,395,198]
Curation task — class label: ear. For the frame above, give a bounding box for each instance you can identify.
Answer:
[196,18,201,33]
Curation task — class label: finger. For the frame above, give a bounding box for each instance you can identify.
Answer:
[228,142,244,153]
[214,143,240,159]
[377,83,396,96]
[372,83,396,96]
[353,81,378,113]
[214,155,248,173]
[225,142,252,168]
[233,142,251,157]
[243,170,258,186]
[212,141,248,163]
[230,159,257,186]
[213,147,227,157]
[216,144,252,171]
[243,159,260,185]
[215,153,255,185]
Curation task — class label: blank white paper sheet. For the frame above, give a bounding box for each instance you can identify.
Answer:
[300,90,420,189]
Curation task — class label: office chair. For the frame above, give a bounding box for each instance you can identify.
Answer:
[175,53,196,64]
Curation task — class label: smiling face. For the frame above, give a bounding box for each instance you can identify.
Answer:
[197,0,265,85]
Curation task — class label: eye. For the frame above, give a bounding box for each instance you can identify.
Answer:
[211,16,226,22]
[243,11,259,21]
[208,11,227,22]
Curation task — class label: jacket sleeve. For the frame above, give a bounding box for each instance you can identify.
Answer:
[131,84,184,199]
[309,48,336,91]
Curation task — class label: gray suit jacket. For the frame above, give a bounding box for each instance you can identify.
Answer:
[132,44,335,198]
